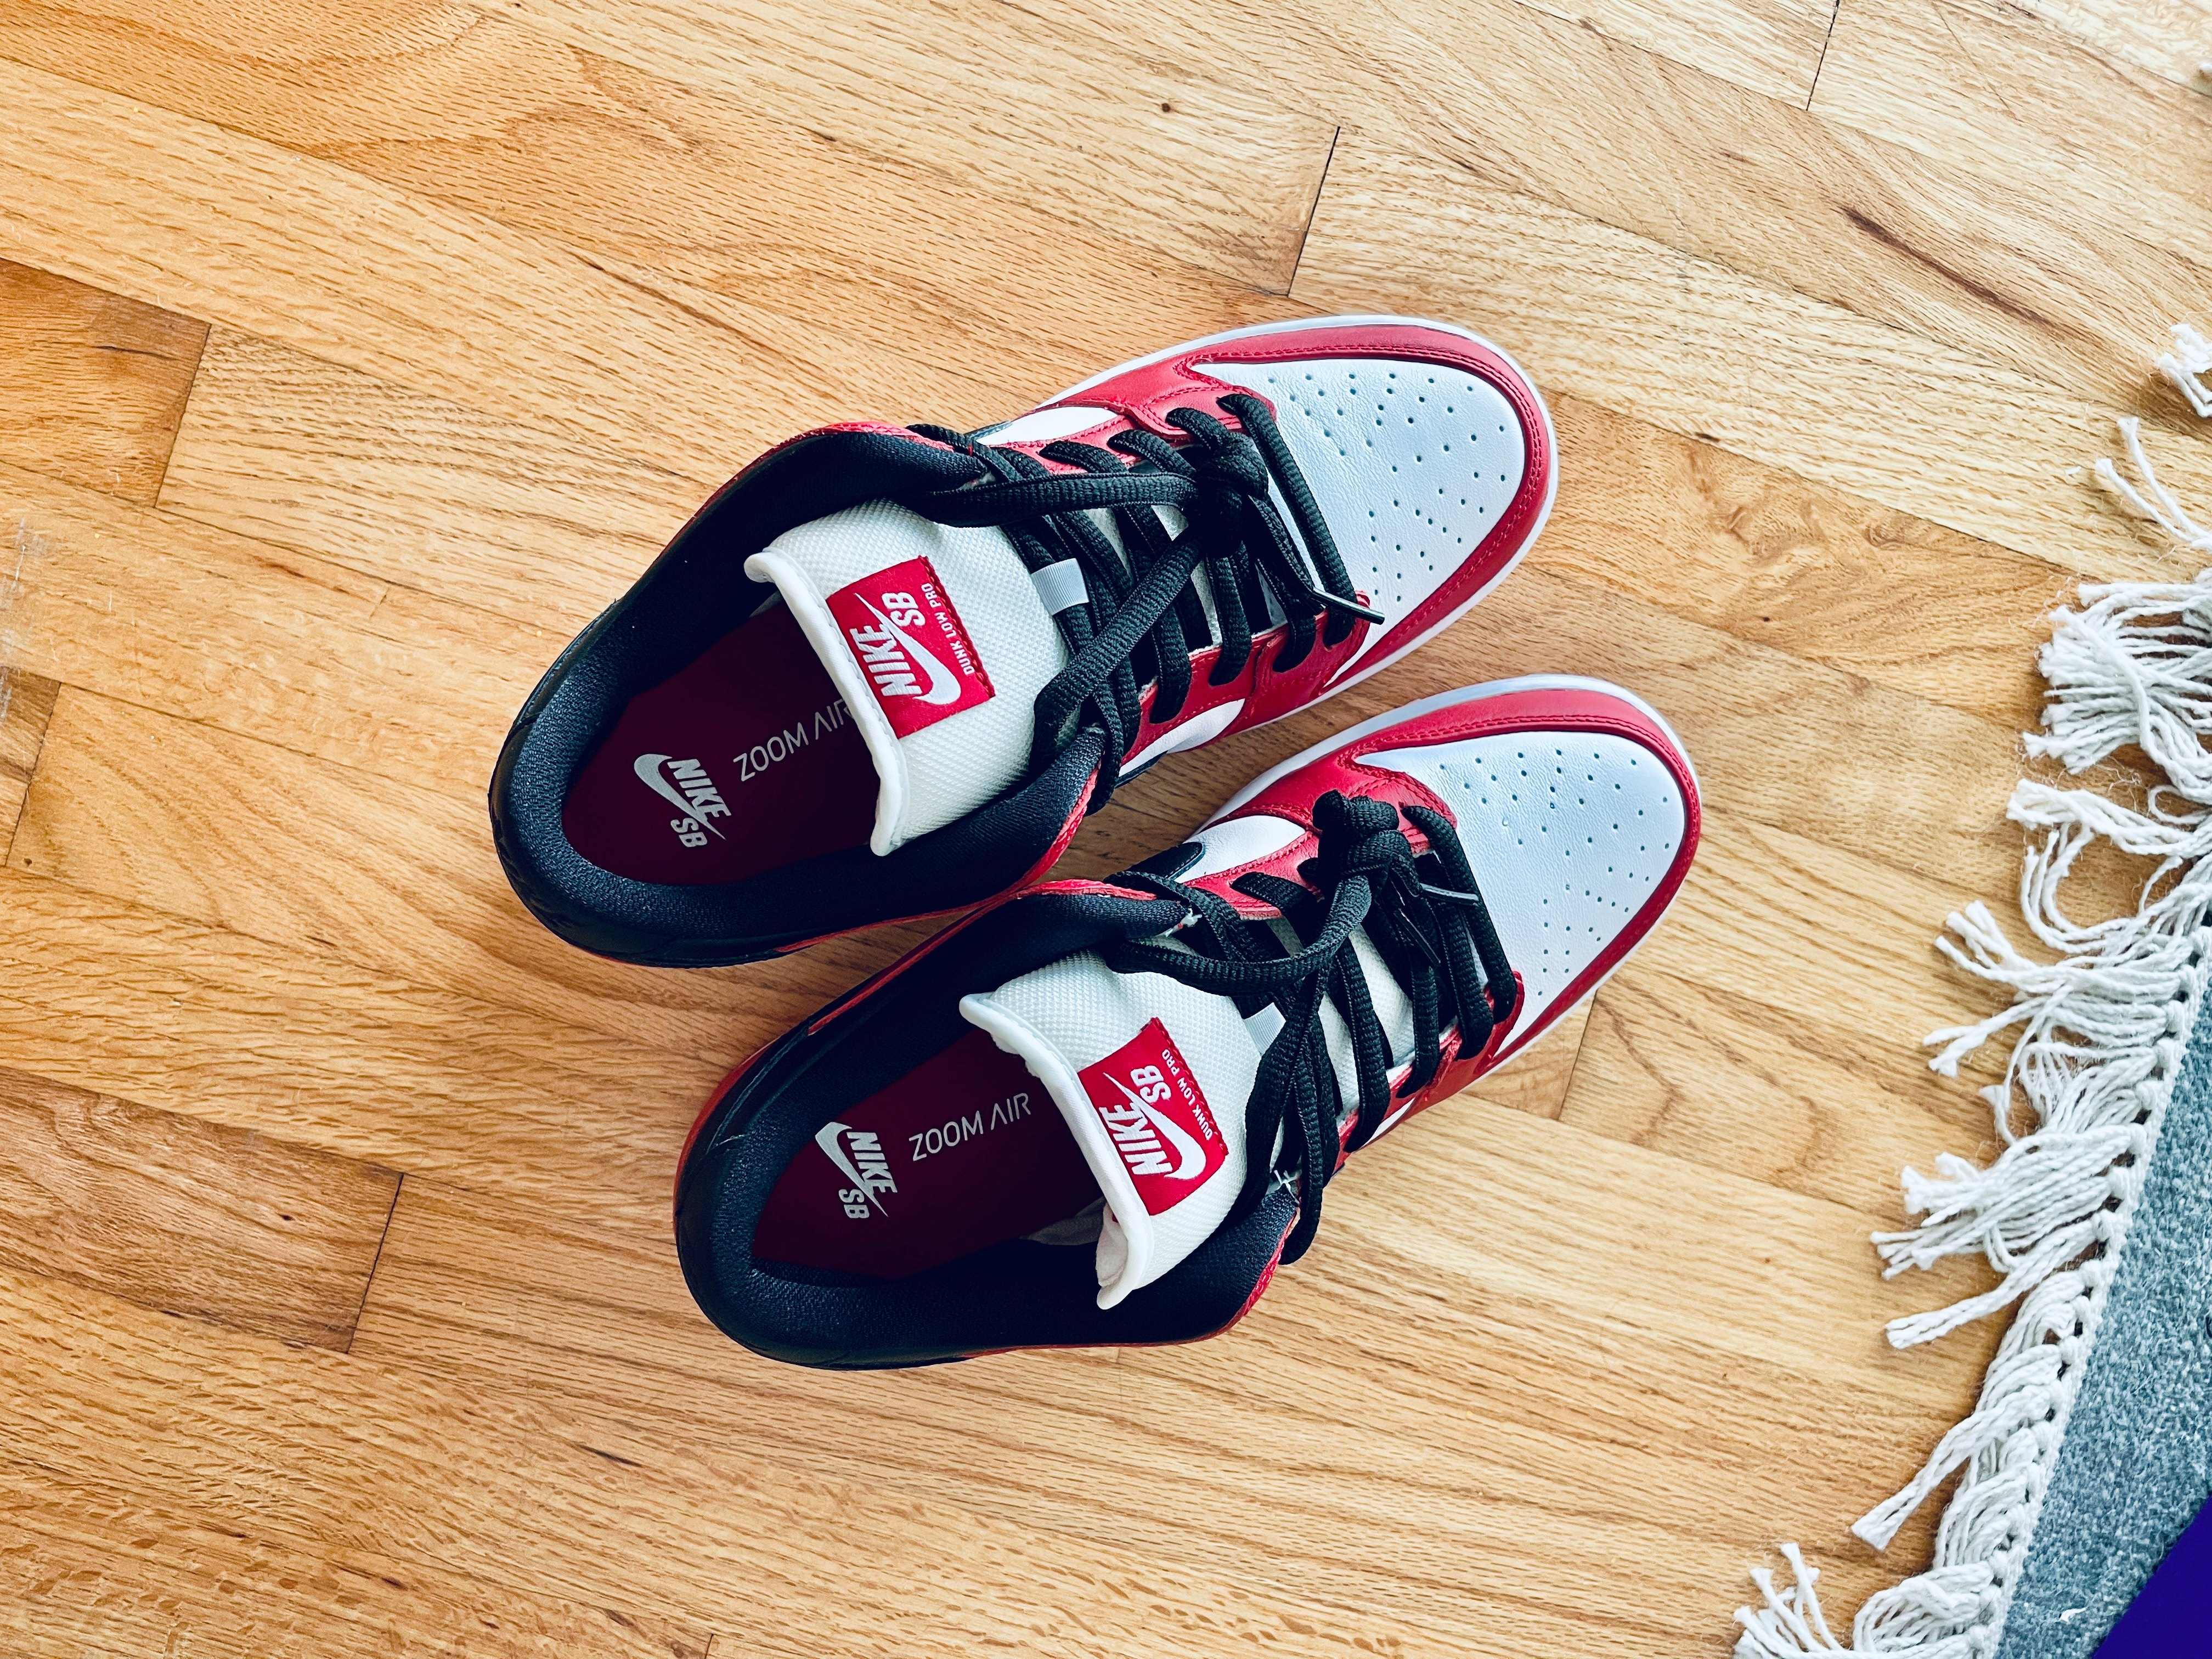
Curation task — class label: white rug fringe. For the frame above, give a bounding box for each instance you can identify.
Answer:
[1736,425,2212,1654]
[2155,323,2212,418]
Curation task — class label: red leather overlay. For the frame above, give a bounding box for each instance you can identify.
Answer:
[825,556,994,737]
[562,602,874,885]
[751,1028,1098,1279]
[1078,1019,1227,1215]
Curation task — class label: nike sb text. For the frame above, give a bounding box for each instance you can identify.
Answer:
[816,1120,898,1220]
[1077,1019,1226,1214]
[632,753,730,849]
[825,555,993,738]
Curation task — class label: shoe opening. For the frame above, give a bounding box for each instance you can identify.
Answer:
[560,597,876,885]
[751,1027,1103,1280]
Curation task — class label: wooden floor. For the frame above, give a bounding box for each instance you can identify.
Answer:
[0,0,2205,1651]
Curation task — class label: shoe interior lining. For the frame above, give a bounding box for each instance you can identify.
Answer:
[561,601,877,885]
[752,1027,1102,1281]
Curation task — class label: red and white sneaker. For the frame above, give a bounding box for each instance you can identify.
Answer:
[673,676,1698,1368]
[493,317,1555,964]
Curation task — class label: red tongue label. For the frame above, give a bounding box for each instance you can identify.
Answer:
[1077,1019,1226,1215]
[825,555,994,737]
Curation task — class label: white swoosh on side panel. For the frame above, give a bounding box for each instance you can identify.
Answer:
[1125,699,1242,772]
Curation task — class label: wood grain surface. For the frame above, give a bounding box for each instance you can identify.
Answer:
[0,2,2197,1652]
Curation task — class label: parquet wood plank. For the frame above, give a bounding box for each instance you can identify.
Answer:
[0,868,718,1231]
[0,54,999,485]
[22,0,2202,432]
[0,670,59,856]
[346,1109,1994,1654]
[160,327,696,631]
[1538,394,2058,731]
[0,2,1304,399]
[0,256,207,504]
[0,459,545,799]
[436,0,1333,291]
[1809,0,2212,284]
[1467,995,1589,1118]
[1566,962,1996,1220]
[1291,134,2212,579]
[12,686,848,1059]
[979,0,2212,424]
[1985,0,2212,88]
[0,1262,1511,1659]
[0,1063,396,1349]
[1504,0,1832,103]
[1,1458,713,1659]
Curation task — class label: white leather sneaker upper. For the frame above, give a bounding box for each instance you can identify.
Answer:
[1355,731,1690,1030]
[1198,354,1530,663]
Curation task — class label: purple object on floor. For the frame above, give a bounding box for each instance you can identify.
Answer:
[2096,1492,2212,1657]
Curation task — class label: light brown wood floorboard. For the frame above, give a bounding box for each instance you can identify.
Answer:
[0,1062,397,1348]
[0,670,59,857]
[0,255,207,504]
[0,1259,1530,1658]
[12,685,838,1060]
[1,1456,713,1659]
[1986,0,2212,88]
[10,0,2200,439]
[1809,0,2212,282]
[0,2,1310,392]
[347,1110,1998,1652]
[0,56,1003,483]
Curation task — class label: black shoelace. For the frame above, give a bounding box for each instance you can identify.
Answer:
[904,396,1382,811]
[1101,792,1519,1262]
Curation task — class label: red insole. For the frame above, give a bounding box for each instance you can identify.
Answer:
[753,1029,1103,1280]
[562,603,877,885]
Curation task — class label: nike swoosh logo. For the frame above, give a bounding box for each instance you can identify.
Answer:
[814,1120,888,1214]
[632,753,726,837]
[859,596,962,706]
[1110,1075,1208,1181]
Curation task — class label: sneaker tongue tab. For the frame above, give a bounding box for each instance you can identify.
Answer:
[742,499,1069,856]
[959,952,1260,1308]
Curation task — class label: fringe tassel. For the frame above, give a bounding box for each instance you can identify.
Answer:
[2156,323,2212,418]
[1736,425,2212,1654]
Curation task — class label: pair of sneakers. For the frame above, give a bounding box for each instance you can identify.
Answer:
[492,317,1702,1370]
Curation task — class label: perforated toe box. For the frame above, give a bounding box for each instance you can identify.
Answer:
[1360,731,1690,1031]
[1198,355,1530,637]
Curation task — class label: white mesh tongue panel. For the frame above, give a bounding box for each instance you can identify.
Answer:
[743,500,1069,855]
[959,952,1260,1308]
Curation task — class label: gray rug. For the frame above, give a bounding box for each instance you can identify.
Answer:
[1997,1002,2212,1657]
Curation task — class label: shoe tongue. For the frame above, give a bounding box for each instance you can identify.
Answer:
[960,917,1422,1306]
[743,499,1071,855]
[959,951,1267,1308]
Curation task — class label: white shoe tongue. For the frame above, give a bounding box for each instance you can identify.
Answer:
[743,500,1070,855]
[959,952,1266,1308]
[961,924,1421,1306]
